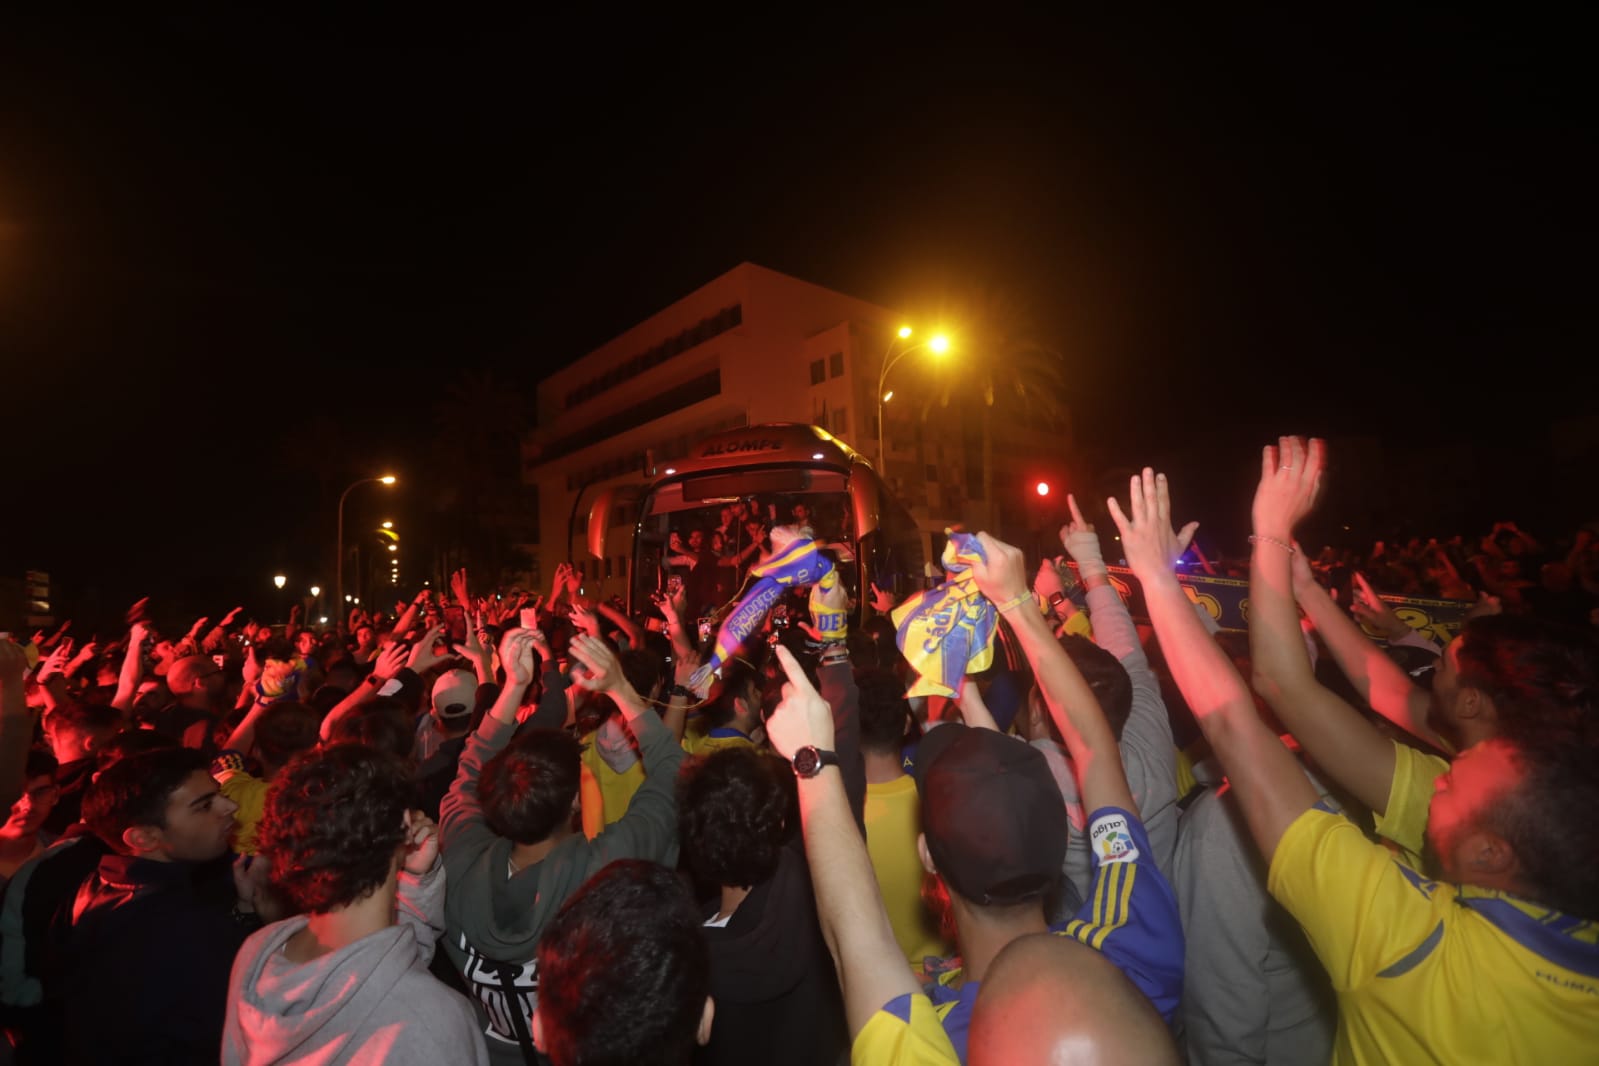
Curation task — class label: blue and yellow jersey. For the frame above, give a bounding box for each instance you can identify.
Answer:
[1269,801,1599,1065]
[926,806,1184,1062]
[682,726,755,757]
[852,992,959,1066]
[1370,739,1450,870]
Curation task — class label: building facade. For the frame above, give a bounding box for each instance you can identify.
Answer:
[522,262,1072,596]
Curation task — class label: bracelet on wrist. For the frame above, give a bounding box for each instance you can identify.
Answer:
[993,592,1033,614]
[1249,534,1297,555]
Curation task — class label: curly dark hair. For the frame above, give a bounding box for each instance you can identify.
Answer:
[258,744,414,914]
[1455,615,1598,744]
[479,728,582,844]
[677,746,793,889]
[537,860,709,1066]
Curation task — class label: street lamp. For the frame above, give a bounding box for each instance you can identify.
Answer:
[336,474,397,626]
[309,585,321,598]
[273,574,286,590]
[876,329,952,467]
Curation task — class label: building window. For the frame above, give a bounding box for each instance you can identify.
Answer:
[829,352,844,378]
[832,407,847,434]
[810,359,826,385]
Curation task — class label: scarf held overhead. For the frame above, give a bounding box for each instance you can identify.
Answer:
[892,532,997,698]
[690,527,833,688]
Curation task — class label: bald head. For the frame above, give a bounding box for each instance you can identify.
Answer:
[969,934,1178,1066]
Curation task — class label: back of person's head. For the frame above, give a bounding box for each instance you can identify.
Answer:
[43,701,121,760]
[308,683,347,719]
[619,647,665,702]
[1455,615,1598,742]
[914,723,1067,909]
[1058,636,1134,740]
[326,697,415,761]
[258,744,414,914]
[857,668,913,754]
[677,747,792,890]
[969,934,1179,1066]
[94,728,179,775]
[1481,730,1599,920]
[81,747,227,860]
[706,658,758,730]
[535,860,711,1066]
[479,728,583,844]
[254,701,321,771]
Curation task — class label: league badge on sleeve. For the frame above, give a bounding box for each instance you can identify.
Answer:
[1089,812,1140,865]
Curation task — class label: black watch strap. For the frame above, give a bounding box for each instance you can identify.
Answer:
[668,683,697,701]
[792,746,840,778]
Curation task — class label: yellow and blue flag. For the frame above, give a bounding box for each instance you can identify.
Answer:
[892,532,997,698]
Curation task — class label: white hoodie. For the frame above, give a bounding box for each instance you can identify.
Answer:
[222,861,489,1065]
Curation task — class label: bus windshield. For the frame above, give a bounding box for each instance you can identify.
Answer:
[633,471,857,627]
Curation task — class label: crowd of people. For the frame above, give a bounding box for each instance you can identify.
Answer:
[0,435,1595,1065]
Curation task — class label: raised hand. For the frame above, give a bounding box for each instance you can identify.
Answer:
[1106,469,1200,582]
[967,532,1032,607]
[450,568,471,608]
[568,634,623,694]
[1252,436,1325,541]
[1061,494,1108,570]
[406,625,449,674]
[1349,573,1412,641]
[765,644,836,759]
[867,582,895,614]
[570,604,601,638]
[492,629,534,686]
[371,641,407,682]
[36,643,72,683]
[402,810,441,875]
[243,645,264,685]
[219,606,244,628]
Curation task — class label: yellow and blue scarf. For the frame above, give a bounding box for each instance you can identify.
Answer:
[690,533,833,688]
[891,532,996,698]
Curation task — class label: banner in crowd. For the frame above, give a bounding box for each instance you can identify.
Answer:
[1071,565,1474,644]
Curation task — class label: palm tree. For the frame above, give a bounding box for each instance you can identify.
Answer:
[916,285,1072,528]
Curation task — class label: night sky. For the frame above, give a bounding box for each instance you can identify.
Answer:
[2,12,1593,629]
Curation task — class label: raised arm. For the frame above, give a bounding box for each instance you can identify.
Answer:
[441,630,537,851]
[319,641,407,743]
[970,532,1137,816]
[1108,466,1318,859]
[1248,439,1399,817]
[111,622,148,716]
[1293,562,1440,748]
[766,645,936,1042]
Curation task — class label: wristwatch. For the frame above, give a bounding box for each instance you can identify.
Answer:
[791,745,840,779]
[668,683,697,701]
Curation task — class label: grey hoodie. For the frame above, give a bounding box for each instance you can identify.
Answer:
[222,861,488,1065]
[440,680,683,1066]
